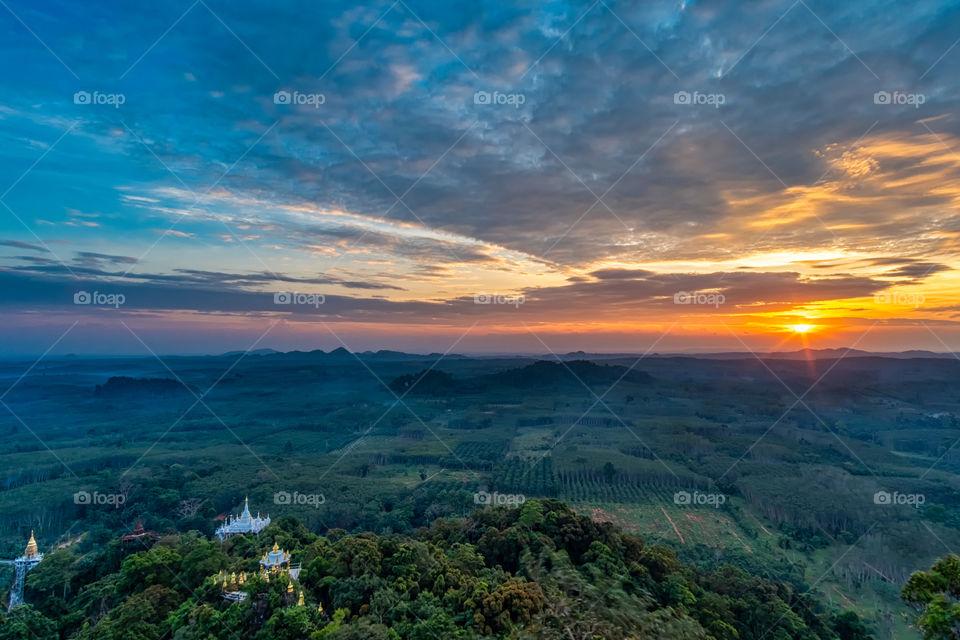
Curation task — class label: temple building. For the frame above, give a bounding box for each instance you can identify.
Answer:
[4,531,43,611]
[260,541,301,580]
[217,570,249,602]
[122,517,159,546]
[213,542,302,603]
[215,496,270,541]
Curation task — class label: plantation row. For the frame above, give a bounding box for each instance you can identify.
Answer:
[491,457,557,495]
[515,415,636,428]
[555,477,709,504]
[447,441,510,470]
[454,440,509,459]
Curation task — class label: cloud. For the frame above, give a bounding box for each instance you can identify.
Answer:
[883,262,952,280]
[0,263,892,326]
[9,1,959,271]
[518,269,888,319]
[74,252,139,266]
[0,240,50,253]
[0,269,436,320]
[1,0,960,350]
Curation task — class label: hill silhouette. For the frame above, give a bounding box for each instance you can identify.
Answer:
[390,359,652,395]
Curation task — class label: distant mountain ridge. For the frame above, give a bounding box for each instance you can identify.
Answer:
[215,347,466,361]
[644,348,957,360]
[213,347,957,361]
[390,359,654,395]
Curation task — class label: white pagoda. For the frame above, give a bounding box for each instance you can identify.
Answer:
[215,497,270,541]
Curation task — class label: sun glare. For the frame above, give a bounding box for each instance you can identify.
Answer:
[789,324,815,334]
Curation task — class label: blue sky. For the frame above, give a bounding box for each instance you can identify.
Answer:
[2,0,960,354]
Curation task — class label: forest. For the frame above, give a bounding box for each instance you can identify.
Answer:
[0,500,877,640]
[2,350,960,638]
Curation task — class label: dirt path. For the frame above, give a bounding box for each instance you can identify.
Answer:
[831,586,857,609]
[729,529,752,553]
[661,507,685,543]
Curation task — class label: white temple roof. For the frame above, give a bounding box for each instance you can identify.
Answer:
[215,496,270,541]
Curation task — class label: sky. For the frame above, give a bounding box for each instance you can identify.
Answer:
[2,0,960,355]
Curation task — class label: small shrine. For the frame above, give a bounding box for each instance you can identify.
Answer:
[216,570,249,602]
[260,541,302,580]
[213,541,302,604]
[122,517,159,546]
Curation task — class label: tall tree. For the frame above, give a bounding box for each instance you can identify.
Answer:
[902,554,960,639]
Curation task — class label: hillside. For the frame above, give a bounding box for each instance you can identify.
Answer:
[0,501,869,640]
[2,352,959,638]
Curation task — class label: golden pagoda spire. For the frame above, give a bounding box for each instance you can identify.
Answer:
[286,581,293,593]
[264,571,270,583]
[297,591,304,606]
[272,540,280,552]
[24,530,38,559]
